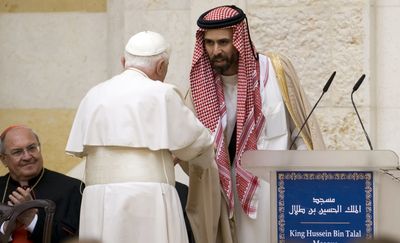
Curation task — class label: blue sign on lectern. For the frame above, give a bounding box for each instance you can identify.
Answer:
[277,171,373,243]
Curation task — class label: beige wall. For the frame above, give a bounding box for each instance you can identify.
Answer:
[0,0,398,170]
[0,0,374,173]
[0,0,107,174]
[0,109,79,175]
[0,0,105,12]
[1,0,400,238]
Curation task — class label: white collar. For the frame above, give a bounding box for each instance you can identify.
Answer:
[126,67,149,78]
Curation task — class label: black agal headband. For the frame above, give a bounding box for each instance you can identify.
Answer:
[197,5,246,29]
[197,5,258,60]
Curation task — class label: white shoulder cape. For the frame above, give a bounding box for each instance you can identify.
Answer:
[66,69,210,157]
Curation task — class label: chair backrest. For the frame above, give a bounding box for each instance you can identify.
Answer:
[0,199,56,243]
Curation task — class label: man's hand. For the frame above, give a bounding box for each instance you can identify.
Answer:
[7,187,38,227]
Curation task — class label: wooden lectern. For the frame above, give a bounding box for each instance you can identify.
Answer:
[242,150,400,242]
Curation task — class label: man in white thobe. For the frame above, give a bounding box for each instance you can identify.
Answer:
[186,5,326,243]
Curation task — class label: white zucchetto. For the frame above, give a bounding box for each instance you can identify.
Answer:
[125,31,169,56]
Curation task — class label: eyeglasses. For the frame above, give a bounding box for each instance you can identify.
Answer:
[3,143,41,159]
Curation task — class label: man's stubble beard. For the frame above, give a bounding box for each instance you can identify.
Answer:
[210,52,239,75]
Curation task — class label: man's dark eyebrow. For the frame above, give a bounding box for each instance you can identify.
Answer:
[204,38,231,42]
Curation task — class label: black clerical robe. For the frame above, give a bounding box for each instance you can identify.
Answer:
[0,168,84,243]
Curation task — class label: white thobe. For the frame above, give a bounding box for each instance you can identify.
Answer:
[221,54,307,243]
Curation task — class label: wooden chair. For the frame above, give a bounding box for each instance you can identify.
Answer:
[0,199,56,243]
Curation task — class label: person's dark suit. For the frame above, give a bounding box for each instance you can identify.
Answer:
[0,168,84,243]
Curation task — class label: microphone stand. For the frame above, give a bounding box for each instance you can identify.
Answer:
[351,90,373,150]
[352,74,400,181]
[289,91,324,150]
[289,71,336,150]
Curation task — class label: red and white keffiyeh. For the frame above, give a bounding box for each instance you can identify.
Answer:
[190,6,265,218]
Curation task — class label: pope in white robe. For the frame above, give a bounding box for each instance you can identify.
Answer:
[65,31,216,243]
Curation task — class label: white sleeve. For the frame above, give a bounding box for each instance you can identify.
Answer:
[0,222,11,241]
[0,214,37,242]
[26,214,38,233]
[166,86,214,168]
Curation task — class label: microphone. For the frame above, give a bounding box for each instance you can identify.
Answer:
[353,76,400,181]
[289,71,336,149]
[352,74,365,92]
[351,74,373,150]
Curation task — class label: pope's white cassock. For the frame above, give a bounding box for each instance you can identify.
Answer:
[65,60,214,242]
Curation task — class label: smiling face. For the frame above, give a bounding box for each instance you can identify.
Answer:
[0,127,43,184]
[204,28,239,75]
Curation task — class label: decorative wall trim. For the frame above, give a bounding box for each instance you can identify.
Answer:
[0,0,106,13]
